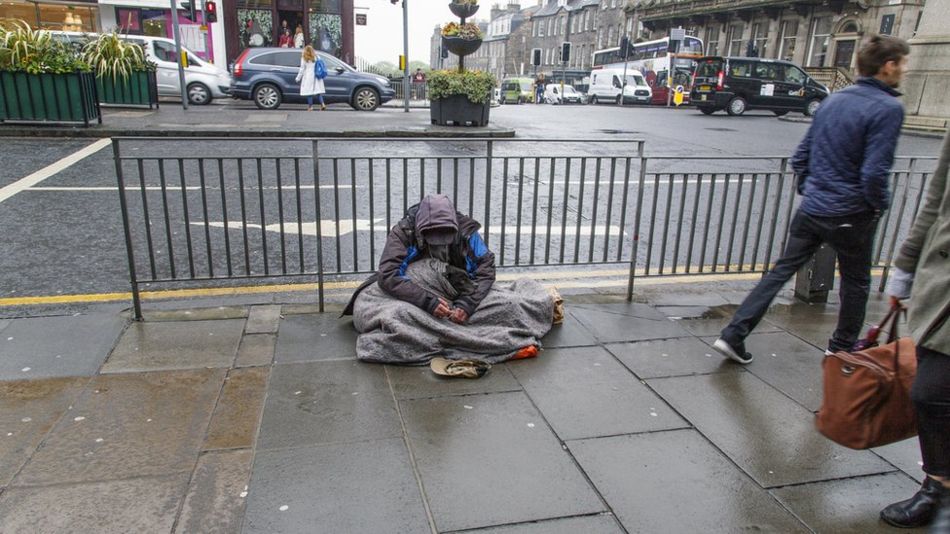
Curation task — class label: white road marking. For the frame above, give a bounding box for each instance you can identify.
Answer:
[27,184,360,191]
[0,139,112,204]
[194,220,627,238]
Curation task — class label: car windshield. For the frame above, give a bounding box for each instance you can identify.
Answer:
[520,81,532,90]
[562,86,577,94]
[625,75,644,86]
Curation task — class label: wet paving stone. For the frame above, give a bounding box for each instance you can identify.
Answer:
[771,472,925,533]
[245,305,282,335]
[649,372,895,488]
[509,347,687,440]
[234,333,276,368]
[243,438,429,534]
[570,303,690,342]
[400,391,604,532]
[0,314,126,380]
[0,474,188,533]
[143,307,249,322]
[204,367,269,450]
[102,319,245,373]
[605,337,738,379]
[570,429,807,533]
[872,438,925,483]
[174,449,254,534]
[387,363,522,400]
[743,331,825,411]
[257,361,400,450]
[539,310,598,348]
[0,377,89,486]
[14,369,225,486]
[275,314,358,363]
[457,514,624,533]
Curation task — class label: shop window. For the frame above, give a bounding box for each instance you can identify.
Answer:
[238,9,274,47]
[11,1,100,32]
[310,13,342,56]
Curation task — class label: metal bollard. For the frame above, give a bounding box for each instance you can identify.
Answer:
[794,243,837,303]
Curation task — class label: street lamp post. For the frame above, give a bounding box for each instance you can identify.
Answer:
[560,7,572,100]
[169,0,188,109]
[402,0,409,112]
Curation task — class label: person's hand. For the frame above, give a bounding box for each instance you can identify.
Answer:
[432,298,452,319]
[448,307,468,325]
[885,267,914,302]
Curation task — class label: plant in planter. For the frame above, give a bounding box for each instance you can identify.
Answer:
[441,22,483,56]
[0,18,100,125]
[82,31,158,108]
[428,69,495,126]
[448,0,479,19]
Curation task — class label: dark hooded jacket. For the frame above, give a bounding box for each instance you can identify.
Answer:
[342,198,496,316]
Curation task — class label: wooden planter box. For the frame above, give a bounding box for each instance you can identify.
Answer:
[430,94,490,126]
[0,71,101,126]
[97,70,159,109]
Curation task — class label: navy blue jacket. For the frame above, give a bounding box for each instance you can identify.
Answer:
[792,77,904,217]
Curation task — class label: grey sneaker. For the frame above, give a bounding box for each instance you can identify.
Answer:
[713,338,753,365]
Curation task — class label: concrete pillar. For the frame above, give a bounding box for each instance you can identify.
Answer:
[901,0,950,118]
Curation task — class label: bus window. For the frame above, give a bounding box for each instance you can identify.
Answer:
[681,36,704,55]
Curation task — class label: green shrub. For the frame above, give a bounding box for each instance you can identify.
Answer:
[82,31,154,81]
[0,18,89,74]
[428,69,495,104]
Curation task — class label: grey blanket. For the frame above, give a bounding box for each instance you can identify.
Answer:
[352,259,554,364]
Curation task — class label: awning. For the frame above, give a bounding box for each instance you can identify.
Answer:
[97,0,176,8]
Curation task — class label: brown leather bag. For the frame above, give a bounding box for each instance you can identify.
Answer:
[816,306,917,449]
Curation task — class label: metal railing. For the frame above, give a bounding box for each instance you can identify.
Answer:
[112,137,936,318]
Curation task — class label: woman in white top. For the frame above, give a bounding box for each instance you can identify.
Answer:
[295,45,326,111]
[294,25,305,48]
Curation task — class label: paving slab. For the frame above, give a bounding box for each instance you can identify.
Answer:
[509,347,687,441]
[649,372,895,488]
[274,314,358,363]
[204,367,269,450]
[539,310,598,348]
[0,377,89,486]
[243,438,429,534]
[400,391,604,532]
[235,333,277,368]
[257,360,400,450]
[0,474,188,533]
[570,429,807,533]
[873,438,925,483]
[143,307,249,322]
[771,472,926,533]
[0,314,126,379]
[643,291,730,307]
[743,331,825,411]
[570,303,691,342]
[102,319,245,373]
[668,304,782,337]
[387,363,522,400]
[605,337,737,379]
[245,305,282,335]
[14,369,225,486]
[174,449,254,534]
[457,514,624,534]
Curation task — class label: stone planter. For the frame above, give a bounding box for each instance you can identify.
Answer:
[430,94,490,126]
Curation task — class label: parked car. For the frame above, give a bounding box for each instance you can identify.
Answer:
[587,68,652,105]
[229,47,395,111]
[499,77,535,104]
[50,31,231,105]
[690,56,829,116]
[543,83,583,104]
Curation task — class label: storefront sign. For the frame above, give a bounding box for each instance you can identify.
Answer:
[355,13,366,25]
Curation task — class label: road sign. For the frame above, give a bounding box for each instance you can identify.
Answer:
[356,13,367,25]
[670,27,686,41]
[673,85,684,106]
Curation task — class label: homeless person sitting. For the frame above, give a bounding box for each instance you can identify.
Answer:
[343,194,556,365]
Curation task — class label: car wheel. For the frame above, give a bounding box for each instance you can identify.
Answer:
[253,84,281,110]
[615,95,622,105]
[773,110,789,117]
[590,95,598,105]
[187,83,211,105]
[353,87,379,111]
[699,106,716,115]
[726,96,747,116]
[804,99,821,117]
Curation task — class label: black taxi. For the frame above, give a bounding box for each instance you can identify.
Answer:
[691,56,829,117]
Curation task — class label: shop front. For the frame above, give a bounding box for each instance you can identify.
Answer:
[0,0,100,32]
[99,0,217,62]
[223,0,353,64]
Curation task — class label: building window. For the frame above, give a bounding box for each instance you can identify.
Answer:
[585,11,590,31]
[879,14,895,35]
[548,18,553,36]
[704,25,719,56]
[560,16,566,35]
[751,22,768,57]
[778,20,798,61]
[728,23,744,56]
[4,0,100,32]
[608,25,614,47]
[808,16,832,67]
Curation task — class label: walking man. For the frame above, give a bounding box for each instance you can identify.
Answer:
[713,35,910,364]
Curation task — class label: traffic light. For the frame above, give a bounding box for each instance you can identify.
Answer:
[204,1,217,23]
[560,42,571,63]
[180,1,196,21]
[531,48,541,66]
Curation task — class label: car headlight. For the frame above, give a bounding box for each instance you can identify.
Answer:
[376,76,390,87]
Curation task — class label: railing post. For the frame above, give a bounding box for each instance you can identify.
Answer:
[484,140,493,248]
[312,139,326,313]
[627,140,646,301]
[113,139,143,320]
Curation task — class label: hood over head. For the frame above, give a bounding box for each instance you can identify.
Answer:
[415,194,459,245]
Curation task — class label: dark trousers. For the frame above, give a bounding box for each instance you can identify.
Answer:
[913,345,950,477]
[721,208,878,352]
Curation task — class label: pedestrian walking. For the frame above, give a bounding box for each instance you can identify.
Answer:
[712,35,910,364]
[879,130,950,532]
[535,73,545,104]
[412,68,426,100]
[293,24,305,48]
[295,45,327,111]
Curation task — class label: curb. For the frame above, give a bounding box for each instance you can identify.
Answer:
[0,126,517,139]
[778,116,946,139]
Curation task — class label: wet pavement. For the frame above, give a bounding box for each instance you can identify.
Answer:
[0,281,929,533]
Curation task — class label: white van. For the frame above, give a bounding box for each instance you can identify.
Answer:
[588,68,652,105]
[51,31,231,105]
